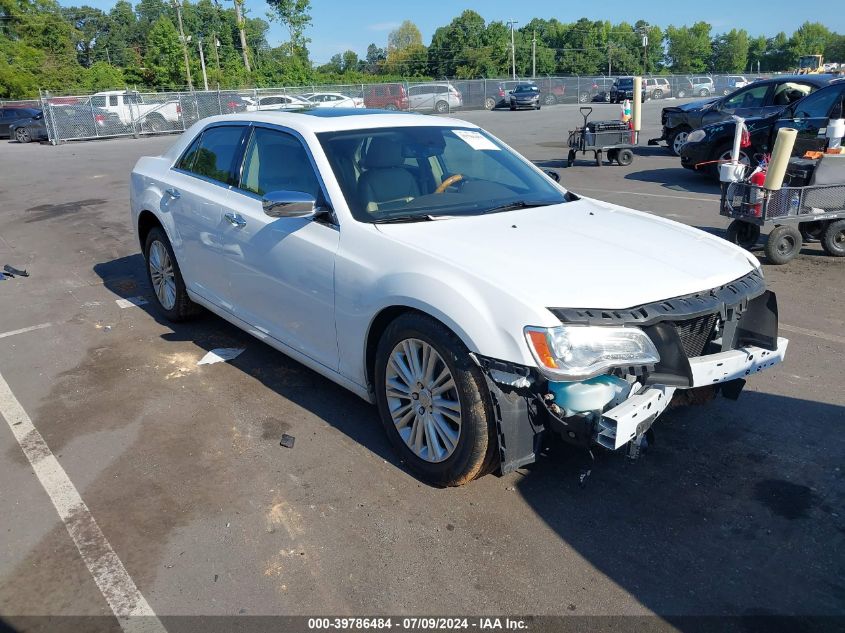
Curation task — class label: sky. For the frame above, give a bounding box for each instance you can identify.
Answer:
[57,0,845,64]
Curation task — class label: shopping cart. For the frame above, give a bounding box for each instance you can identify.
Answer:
[566,107,638,167]
[720,181,845,264]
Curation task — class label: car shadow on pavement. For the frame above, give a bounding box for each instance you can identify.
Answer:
[515,391,845,622]
[625,168,720,195]
[93,254,398,465]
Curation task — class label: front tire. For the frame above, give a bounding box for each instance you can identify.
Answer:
[652,89,663,99]
[616,148,634,166]
[374,313,497,487]
[578,92,590,103]
[15,127,32,143]
[699,88,710,97]
[667,128,690,156]
[765,225,803,265]
[144,226,201,321]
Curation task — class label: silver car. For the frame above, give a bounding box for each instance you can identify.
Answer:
[407,83,462,113]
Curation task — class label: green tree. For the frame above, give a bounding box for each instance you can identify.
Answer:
[665,22,712,72]
[143,15,186,87]
[365,43,386,73]
[711,29,749,72]
[387,20,422,53]
[266,0,311,53]
[790,22,831,58]
[83,61,125,90]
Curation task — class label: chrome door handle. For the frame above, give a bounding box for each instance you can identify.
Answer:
[165,187,181,199]
[224,212,247,228]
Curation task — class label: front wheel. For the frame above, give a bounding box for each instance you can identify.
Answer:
[765,225,803,265]
[578,92,590,103]
[15,127,32,143]
[667,128,690,156]
[821,219,845,257]
[374,313,497,487]
[726,220,761,249]
[384,103,398,111]
[652,89,663,99]
[699,89,710,97]
[616,148,634,166]
[144,226,201,321]
[677,89,687,98]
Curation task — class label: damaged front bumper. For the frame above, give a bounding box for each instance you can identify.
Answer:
[475,271,788,475]
[596,337,788,450]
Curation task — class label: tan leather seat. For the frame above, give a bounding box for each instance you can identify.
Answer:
[357,137,419,212]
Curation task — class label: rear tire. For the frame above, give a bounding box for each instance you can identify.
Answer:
[435,100,449,114]
[144,226,201,321]
[616,148,634,166]
[374,313,497,487]
[821,219,845,257]
[699,88,710,97]
[726,220,761,249]
[652,89,663,99]
[578,92,590,103]
[764,225,802,265]
[142,114,166,133]
[677,89,687,98]
[484,97,496,110]
[543,94,557,106]
[384,103,398,111]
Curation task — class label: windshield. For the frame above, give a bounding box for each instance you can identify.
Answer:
[515,85,538,93]
[318,126,567,223]
[616,78,633,88]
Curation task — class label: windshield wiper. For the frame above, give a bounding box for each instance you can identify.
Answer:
[372,214,445,224]
[483,200,551,215]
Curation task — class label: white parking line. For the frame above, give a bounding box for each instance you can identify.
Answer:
[0,323,53,340]
[781,323,845,346]
[0,372,167,633]
[576,187,714,203]
[116,297,149,309]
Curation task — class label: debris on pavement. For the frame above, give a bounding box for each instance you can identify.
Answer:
[115,296,149,309]
[197,348,246,365]
[3,265,29,277]
[279,434,295,449]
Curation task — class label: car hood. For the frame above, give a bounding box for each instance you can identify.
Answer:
[664,97,720,113]
[375,197,757,310]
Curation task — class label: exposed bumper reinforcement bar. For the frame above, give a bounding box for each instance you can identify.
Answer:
[597,337,789,450]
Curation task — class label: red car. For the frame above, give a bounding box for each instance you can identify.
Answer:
[363,83,409,110]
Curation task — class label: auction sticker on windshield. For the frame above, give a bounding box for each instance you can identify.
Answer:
[453,129,500,151]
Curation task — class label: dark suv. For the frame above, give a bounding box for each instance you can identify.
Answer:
[655,74,835,156]
[680,80,845,178]
[609,77,648,104]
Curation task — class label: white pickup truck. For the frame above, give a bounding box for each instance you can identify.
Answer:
[89,90,182,132]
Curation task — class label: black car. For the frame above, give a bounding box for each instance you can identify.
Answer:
[0,107,41,138]
[10,105,124,143]
[655,75,836,156]
[680,80,845,178]
[509,83,541,110]
[609,76,647,104]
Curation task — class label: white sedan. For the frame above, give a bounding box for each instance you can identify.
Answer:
[243,94,311,111]
[130,111,788,486]
[300,92,364,108]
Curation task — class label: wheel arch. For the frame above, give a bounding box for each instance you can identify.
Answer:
[137,209,164,251]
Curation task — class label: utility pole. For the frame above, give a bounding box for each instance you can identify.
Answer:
[642,33,648,75]
[233,0,251,72]
[532,30,536,78]
[507,20,518,81]
[211,33,221,74]
[197,38,209,90]
[172,0,193,91]
[608,42,612,77]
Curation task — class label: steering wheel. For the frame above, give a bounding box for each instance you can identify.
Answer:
[435,173,464,194]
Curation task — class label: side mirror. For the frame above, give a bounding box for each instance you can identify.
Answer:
[262,191,317,219]
[544,169,560,182]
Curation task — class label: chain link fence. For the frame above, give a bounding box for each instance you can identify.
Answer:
[28,73,783,145]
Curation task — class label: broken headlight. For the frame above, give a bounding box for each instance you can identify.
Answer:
[686,129,707,143]
[524,325,660,381]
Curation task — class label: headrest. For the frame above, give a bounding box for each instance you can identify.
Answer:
[363,137,403,168]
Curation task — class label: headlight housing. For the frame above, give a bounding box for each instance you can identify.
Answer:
[686,129,707,143]
[525,325,660,381]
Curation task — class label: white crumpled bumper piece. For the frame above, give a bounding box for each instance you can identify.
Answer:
[597,337,789,450]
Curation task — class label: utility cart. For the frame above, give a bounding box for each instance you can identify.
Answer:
[720,180,845,264]
[566,107,637,167]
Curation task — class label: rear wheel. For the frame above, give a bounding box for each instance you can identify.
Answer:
[484,97,496,110]
[384,103,398,111]
[616,148,634,166]
[434,100,449,114]
[677,89,688,98]
[567,150,576,167]
[726,220,761,249]
[142,114,166,133]
[543,94,557,106]
[374,313,497,487]
[799,221,825,242]
[15,127,32,143]
[144,227,201,321]
[699,88,710,97]
[578,92,590,103]
[821,220,845,257]
[764,225,803,264]
[652,89,663,99]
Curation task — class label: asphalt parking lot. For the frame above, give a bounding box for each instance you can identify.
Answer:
[0,100,843,631]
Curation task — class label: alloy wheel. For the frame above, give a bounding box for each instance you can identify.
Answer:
[672,131,689,155]
[718,149,751,166]
[148,240,177,310]
[15,128,31,143]
[385,338,462,463]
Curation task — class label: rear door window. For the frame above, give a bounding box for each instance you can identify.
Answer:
[179,125,246,185]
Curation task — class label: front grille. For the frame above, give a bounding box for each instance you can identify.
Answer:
[672,313,718,358]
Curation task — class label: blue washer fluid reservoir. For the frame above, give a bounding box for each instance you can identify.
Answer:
[548,375,630,417]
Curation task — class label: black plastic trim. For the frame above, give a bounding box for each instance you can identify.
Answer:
[549,269,766,326]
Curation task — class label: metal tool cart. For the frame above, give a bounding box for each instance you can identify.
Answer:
[566,107,637,167]
[720,181,845,264]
